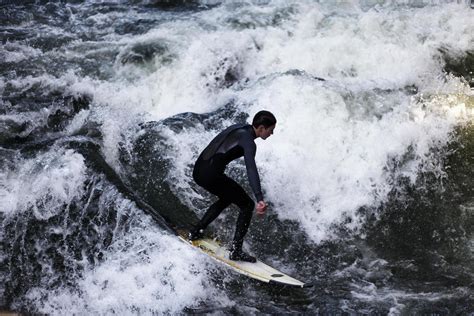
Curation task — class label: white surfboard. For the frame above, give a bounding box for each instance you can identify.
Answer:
[177,230,307,288]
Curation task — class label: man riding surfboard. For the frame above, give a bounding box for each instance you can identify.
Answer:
[189,110,277,262]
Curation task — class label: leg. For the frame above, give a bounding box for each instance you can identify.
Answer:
[231,190,255,252]
[190,172,232,240]
[194,198,230,231]
[192,171,256,263]
[215,177,256,262]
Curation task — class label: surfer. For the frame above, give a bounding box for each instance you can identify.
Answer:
[189,110,276,262]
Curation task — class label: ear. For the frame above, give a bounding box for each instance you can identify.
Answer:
[256,125,266,135]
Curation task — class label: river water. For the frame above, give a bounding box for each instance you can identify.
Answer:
[1,0,473,314]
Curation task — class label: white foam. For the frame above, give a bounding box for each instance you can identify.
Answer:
[0,148,87,220]
[22,214,229,315]
[2,1,473,313]
[6,0,470,248]
[146,1,474,243]
[246,78,472,242]
[1,147,229,313]
[0,42,42,63]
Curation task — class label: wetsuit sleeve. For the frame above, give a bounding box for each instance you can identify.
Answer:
[240,138,264,202]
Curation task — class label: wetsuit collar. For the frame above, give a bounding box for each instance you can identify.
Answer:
[248,124,257,139]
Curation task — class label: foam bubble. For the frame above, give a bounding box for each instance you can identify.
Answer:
[0,42,42,63]
[22,218,229,315]
[0,148,87,220]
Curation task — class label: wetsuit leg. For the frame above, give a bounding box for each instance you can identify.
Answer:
[194,198,230,230]
[193,159,231,231]
[224,178,255,251]
[193,158,255,249]
[197,174,254,249]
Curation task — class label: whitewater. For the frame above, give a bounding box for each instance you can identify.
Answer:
[1,0,473,314]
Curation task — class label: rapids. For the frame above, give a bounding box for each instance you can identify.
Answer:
[1,1,473,314]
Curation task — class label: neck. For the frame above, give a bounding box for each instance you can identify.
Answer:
[252,126,259,139]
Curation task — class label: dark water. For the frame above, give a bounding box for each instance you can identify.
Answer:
[1,1,473,314]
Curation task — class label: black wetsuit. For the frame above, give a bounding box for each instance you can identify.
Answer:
[192,123,263,250]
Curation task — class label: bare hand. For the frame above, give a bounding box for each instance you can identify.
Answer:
[256,201,267,216]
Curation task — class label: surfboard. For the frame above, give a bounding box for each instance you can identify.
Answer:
[176,229,308,288]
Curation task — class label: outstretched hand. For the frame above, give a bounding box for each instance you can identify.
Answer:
[256,201,267,216]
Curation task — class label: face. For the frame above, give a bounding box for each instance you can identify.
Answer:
[259,124,275,140]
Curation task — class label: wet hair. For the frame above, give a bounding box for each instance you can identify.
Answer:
[252,110,277,128]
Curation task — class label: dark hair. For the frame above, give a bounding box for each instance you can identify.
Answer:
[252,110,277,128]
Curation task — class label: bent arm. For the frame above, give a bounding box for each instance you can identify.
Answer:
[241,138,263,201]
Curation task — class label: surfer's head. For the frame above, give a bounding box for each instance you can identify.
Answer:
[252,110,276,140]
